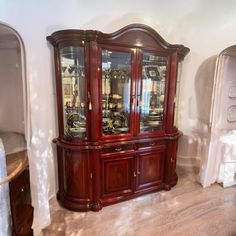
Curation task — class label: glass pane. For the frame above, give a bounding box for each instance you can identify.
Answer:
[174,62,182,127]
[101,50,131,136]
[140,54,167,133]
[60,46,86,139]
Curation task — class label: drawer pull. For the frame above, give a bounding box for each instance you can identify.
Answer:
[115,147,122,152]
[137,170,141,175]
[133,171,137,177]
[150,142,155,146]
[21,188,25,192]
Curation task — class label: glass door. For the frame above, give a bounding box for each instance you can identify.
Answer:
[139,53,168,134]
[101,49,133,136]
[60,46,87,140]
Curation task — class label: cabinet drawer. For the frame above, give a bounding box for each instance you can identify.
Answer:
[101,144,134,155]
[137,140,166,150]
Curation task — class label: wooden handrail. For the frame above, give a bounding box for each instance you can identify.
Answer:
[0,157,28,185]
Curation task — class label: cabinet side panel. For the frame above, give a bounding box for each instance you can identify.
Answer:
[63,150,89,198]
[164,138,179,188]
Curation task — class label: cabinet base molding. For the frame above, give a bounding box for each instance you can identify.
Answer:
[57,192,93,211]
[57,182,177,211]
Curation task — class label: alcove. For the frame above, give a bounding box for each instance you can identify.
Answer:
[0,23,33,236]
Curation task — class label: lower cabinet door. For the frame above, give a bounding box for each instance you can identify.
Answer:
[101,154,135,199]
[136,150,164,191]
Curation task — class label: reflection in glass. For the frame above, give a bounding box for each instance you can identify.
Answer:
[102,50,131,136]
[140,54,167,133]
[60,46,86,139]
[174,62,182,128]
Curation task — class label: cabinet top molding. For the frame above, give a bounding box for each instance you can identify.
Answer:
[47,24,189,60]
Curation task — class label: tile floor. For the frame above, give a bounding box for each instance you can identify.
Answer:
[40,166,236,236]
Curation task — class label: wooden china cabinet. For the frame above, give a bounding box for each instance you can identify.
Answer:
[47,24,189,211]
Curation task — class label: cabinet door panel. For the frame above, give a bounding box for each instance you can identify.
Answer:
[63,150,91,199]
[136,150,164,190]
[60,46,88,141]
[100,48,135,138]
[101,155,134,197]
[139,52,168,134]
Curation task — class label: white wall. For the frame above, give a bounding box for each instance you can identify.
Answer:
[0,48,24,133]
[1,0,236,231]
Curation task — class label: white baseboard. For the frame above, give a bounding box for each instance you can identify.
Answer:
[177,155,200,167]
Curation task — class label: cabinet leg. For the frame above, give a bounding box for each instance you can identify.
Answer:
[92,202,102,211]
[164,184,171,191]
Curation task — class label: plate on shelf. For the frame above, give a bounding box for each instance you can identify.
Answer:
[73,120,86,127]
[113,111,121,116]
[70,127,86,133]
[144,66,161,81]
[140,126,149,130]
[148,115,161,121]
[150,108,164,112]
[112,94,122,99]
[147,120,161,126]
[103,117,111,122]
[116,127,129,132]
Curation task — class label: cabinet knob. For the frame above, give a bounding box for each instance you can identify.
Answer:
[115,147,122,152]
[150,142,155,146]
[133,171,137,177]
[137,170,141,175]
[21,188,25,192]
[171,157,175,163]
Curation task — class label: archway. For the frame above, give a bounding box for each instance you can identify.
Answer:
[0,22,31,235]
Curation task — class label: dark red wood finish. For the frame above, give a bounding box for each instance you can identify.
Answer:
[136,148,165,191]
[9,168,34,236]
[47,24,189,211]
[101,154,135,197]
